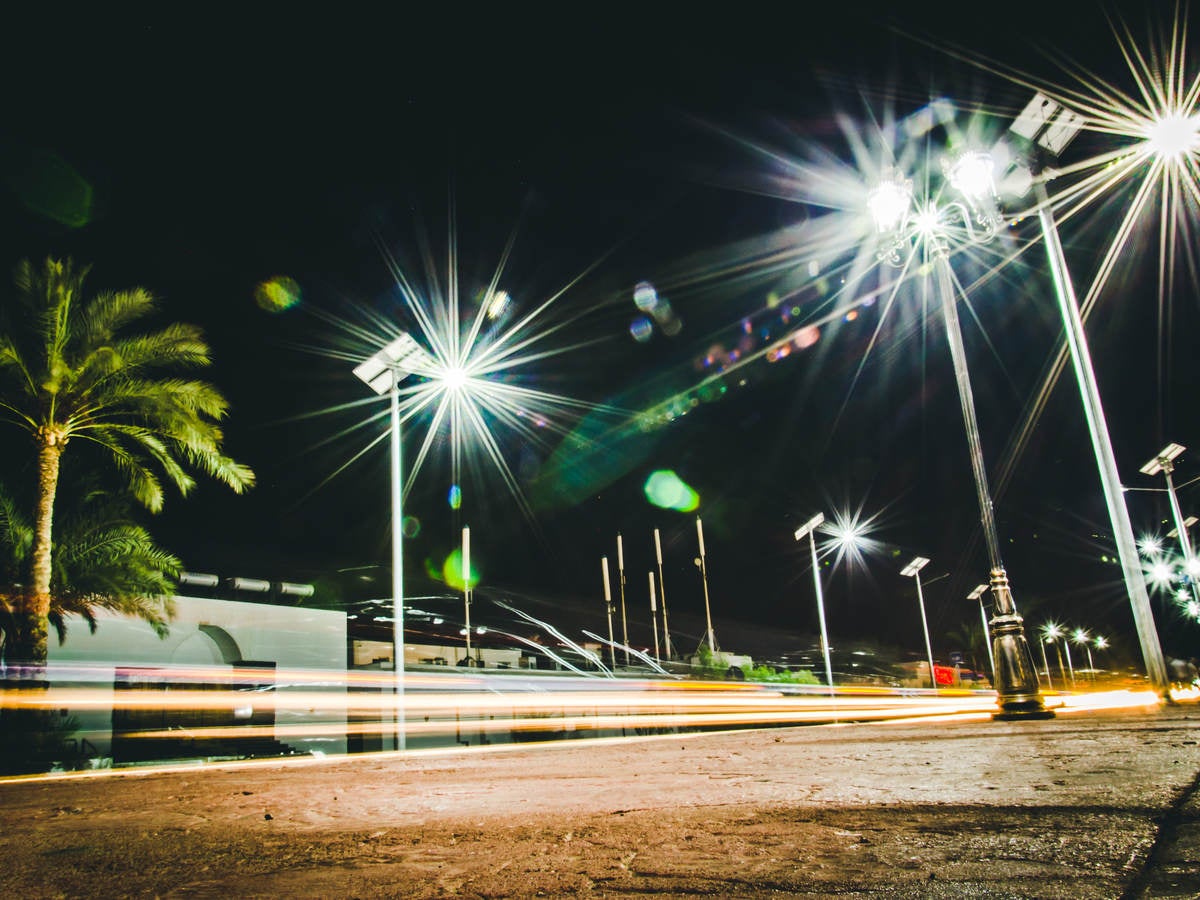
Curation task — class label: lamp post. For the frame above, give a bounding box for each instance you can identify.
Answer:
[616,533,631,665]
[600,557,616,671]
[967,583,996,685]
[695,517,716,653]
[901,557,937,690]
[795,513,834,696]
[353,333,436,751]
[462,525,472,667]
[1038,636,1054,691]
[870,157,1049,719]
[653,528,674,660]
[648,571,661,660]
[1072,627,1095,683]
[1141,443,1200,605]
[1005,92,1167,692]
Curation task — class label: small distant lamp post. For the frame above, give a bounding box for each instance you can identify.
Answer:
[967,583,996,684]
[648,571,661,660]
[353,332,435,751]
[1141,443,1200,605]
[616,533,630,665]
[901,557,937,690]
[695,517,717,653]
[462,526,472,666]
[795,513,834,695]
[600,557,616,671]
[1072,627,1094,683]
[653,528,674,660]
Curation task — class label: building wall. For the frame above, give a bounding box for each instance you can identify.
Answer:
[47,595,348,761]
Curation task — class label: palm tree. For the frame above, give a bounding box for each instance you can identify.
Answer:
[0,480,181,666]
[0,258,253,674]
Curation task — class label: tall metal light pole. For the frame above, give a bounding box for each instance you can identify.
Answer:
[616,533,629,665]
[462,525,472,667]
[1142,443,1200,605]
[352,332,435,751]
[695,517,716,653]
[653,528,674,660]
[648,571,661,660]
[901,557,937,690]
[600,557,616,671]
[795,513,834,696]
[967,583,996,685]
[870,159,1049,719]
[1006,92,1167,692]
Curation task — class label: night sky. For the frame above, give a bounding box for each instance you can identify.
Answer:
[1,5,1196,665]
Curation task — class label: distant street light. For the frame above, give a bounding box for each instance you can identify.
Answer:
[901,557,937,690]
[353,332,436,751]
[600,557,616,671]
[795,513,834,695]
[967,583,996,685]
[616,533,630,665]
[1141,443,1199,606]
[462,526,473,667]
[1072,627,1095,683]
[653,529,674,660]
[695,517,717,653]
[648,571,661,660]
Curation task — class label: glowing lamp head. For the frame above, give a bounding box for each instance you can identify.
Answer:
[946,150,996,202]
[1149,560,1175,586]
[1144,113,1199,159]
[1071,628,1089,644]
[442,366,469,392]
[867,172,913,233]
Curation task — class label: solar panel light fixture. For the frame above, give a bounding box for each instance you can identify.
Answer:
[352,333,435,394]
[1140,442,1186,476]
[1167,516,1198,540]
[967,583,989,600]
[900,556,931,578]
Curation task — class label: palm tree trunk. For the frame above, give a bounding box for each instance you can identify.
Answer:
[9,436,63,677]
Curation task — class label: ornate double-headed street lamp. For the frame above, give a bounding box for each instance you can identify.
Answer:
[868,151,1049,719]
[353,332,437,751]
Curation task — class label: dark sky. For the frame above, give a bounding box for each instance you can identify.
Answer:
[2,5,1196,663]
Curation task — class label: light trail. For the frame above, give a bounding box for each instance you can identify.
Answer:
[0,676,1172,786]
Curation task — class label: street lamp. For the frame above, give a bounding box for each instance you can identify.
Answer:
[1072,627,1095,683]
[461,526,473,667]
[648,571,660,660]
[616,533,630,665]
[1141,443,1199,605]
[695,517,716,653]
[1005,92,1168,691]
[869,157,1049,719]
[352,332,436,751]
[653,528,674,660]
[795,513,834,695]
[600,557,616,671]
[901,557,937,690]
[967,583,996,685]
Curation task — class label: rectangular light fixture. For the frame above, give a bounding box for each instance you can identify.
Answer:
[1168,516,1199,539]
[901,556,930,577]
[794,512,825,541]
[353,333,434,395]
[967,583,989,600]
[1009,92,1084,156]
[1140,442,1186,476]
